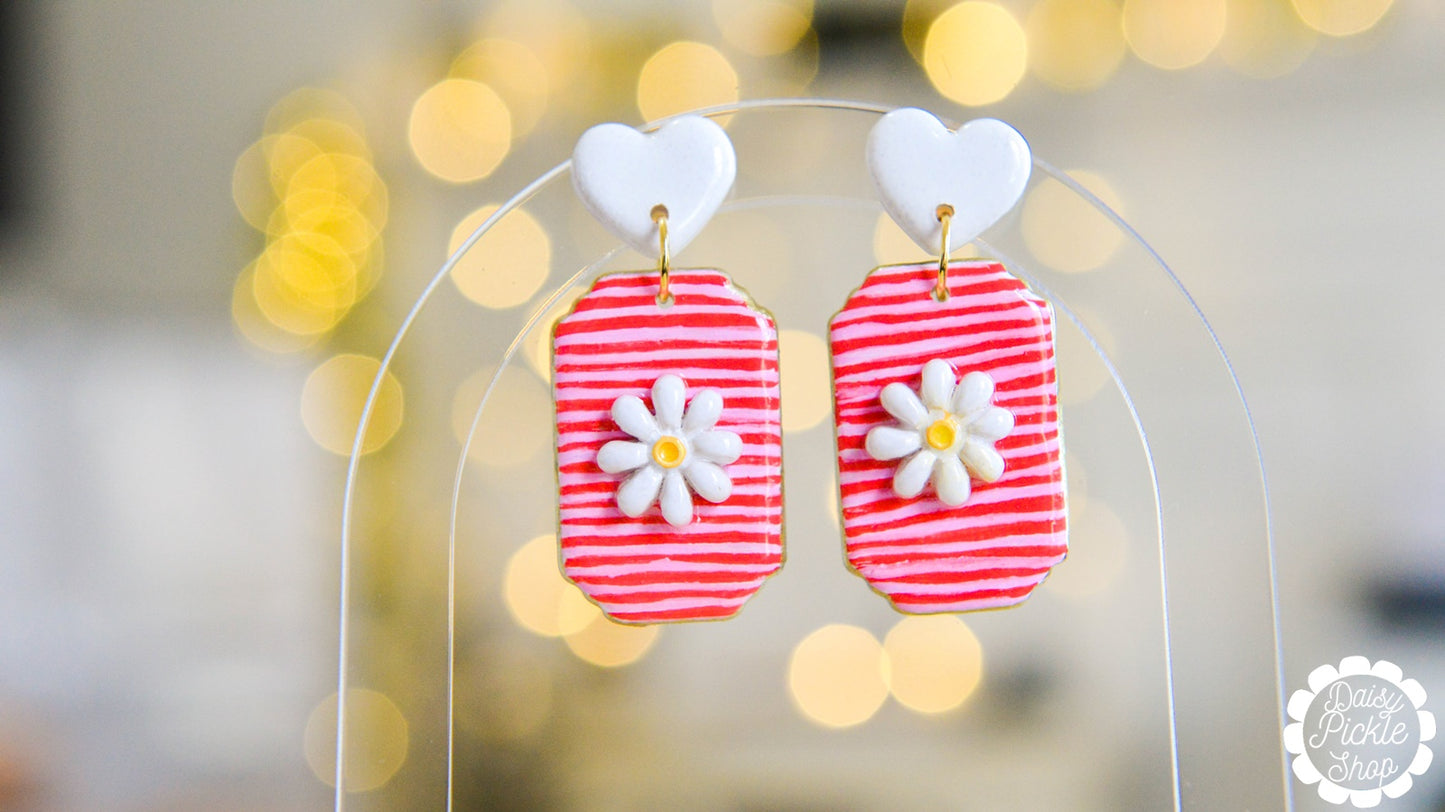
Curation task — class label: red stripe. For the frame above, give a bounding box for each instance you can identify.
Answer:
[851,544,1067,566]
[888,583,1038,605]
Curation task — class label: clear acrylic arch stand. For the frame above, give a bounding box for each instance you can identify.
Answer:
[333,99,1288,810]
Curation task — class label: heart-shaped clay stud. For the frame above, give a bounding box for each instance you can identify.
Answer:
[572,115,737,259]
[867,109,1032,256]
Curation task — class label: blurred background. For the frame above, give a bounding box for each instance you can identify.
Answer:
[1,0,1443,809]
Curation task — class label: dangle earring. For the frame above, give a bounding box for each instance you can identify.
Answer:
[828,109,1068,614]
[553,116,784,624]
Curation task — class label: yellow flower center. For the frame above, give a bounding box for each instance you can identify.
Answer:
[925,417,959,451]
[651,436,686,468]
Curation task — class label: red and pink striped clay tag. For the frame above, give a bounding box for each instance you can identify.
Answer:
[829,260,1067,613]
[553,270,783,624]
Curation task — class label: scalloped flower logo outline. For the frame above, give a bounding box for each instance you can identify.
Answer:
[1284,656,1435,807]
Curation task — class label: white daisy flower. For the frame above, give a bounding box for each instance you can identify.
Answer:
[864,359,1015,507]
[596,374,743,528]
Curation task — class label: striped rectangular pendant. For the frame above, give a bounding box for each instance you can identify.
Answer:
[553,269,784,623]
[829,260,1067,613]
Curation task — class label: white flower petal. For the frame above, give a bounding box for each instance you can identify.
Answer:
[892,450,936,499]
[880,382,929,429]
[920,359,956,410]
[953,370,996,415]
[960,438,1005,483]
[968,406,1014,441]
[692,430,742,464]
[616,465,664,517]
[682,388,723,433]
[866,425,922,461]
[612,395,660,443]
[652,374,687,431]
[683,460,732,503]
[660,469,693,527]
[597,440,648,474]
[932,454,971,506]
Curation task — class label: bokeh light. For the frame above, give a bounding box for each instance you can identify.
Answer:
[264,87,367,140]
[408,78,513,183]
[712,0,815,56]
[231,264,320,354]
[302,689,409,791]
[922,2,1028,107]
[1291,0,1392,36]
[451,38,551,137]
[902,0,954,63]
[1044,501,1129,598]
[503,534,597,637]
[1026,0,1128,92]
[788,624,890,728]
[1123,0,1228,70]
[480,0,594,95]
[883,615,984,714]
[1221,0,1317,78]
[451,365,552,467]
[300,354,404,456]
[778,329,831,433]
[232,92,385,350]
[637,42,740,123]
[448,204,552,310]
[562,615,661,667]
[1021,169,1126,273]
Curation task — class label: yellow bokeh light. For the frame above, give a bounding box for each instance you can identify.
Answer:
[452,38,550,137]
[712,0,814,56]
[232,138,277,232]
[408,79,512,183]
[922,2,1028,107]
[231,263,319,354]
[637,42,739,124]
[451,365,553,467]
[1044,501,1128,598]
[1021,169,1125,273]
[779,329,831,433]
[503,535,597,637]
[448,204,551,310]
[902,0,954,63]
[251,238,357,336]
[1291,0,1392,36]
[264,87,366,139]
[1123,0,1228,70]
[286,153,385,218]
[481,0,593,94]
[302,688,409,791]
[563,615,661,668]
[883,615,983,714]
[287,117,372,161]
[300,354,404,456]
[1026,0,1128,92]
[788,624,890,728]
[1221,0,1317,78]
[263,132,327,198]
